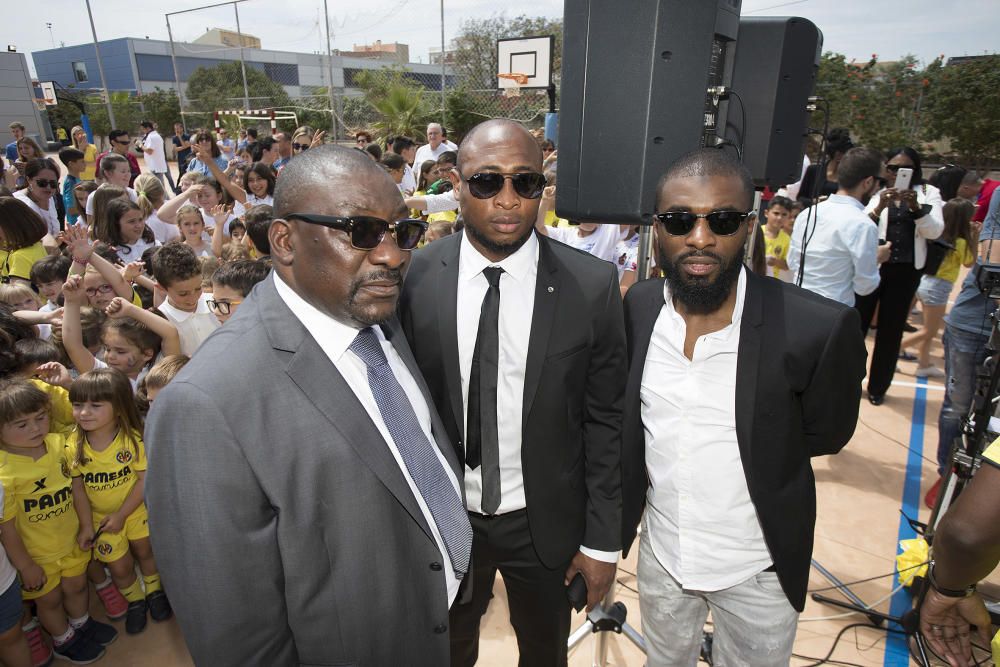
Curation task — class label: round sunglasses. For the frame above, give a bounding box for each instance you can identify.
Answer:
[461,172,546,200]
[284,214,427,250]
[654,210,752,236]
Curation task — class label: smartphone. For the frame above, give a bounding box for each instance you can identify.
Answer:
[893,167,913,191]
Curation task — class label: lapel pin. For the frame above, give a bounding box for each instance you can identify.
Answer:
[547,286,554,293]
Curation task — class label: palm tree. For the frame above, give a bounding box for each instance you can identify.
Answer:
[369,83,431,144]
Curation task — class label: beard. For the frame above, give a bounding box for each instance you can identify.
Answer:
[464,219,534,258]
[659,247,744,315]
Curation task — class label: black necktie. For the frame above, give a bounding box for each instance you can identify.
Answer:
[466,266,503,514]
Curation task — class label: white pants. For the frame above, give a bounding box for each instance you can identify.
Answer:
[637,534,799,666]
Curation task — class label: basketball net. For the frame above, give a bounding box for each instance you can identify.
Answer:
[498,73,529,98]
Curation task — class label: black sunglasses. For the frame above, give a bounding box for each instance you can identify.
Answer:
[292,143,310,151]
[885,164,912,173]
[285,214,427,250]
[462,172,546,200]
[654,210,752,236]
[33,179,59,189]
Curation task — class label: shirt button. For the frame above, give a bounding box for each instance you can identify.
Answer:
[429,562,442,571]
[434,623,448,634]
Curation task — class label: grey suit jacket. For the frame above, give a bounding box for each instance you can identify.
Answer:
[145,276,460,666]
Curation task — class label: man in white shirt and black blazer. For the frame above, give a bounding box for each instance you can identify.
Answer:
[399,119,626,666]
[620,148,867,666]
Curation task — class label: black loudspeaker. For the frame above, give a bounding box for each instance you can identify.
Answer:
[726,17,822,188]
[557,0,741,225]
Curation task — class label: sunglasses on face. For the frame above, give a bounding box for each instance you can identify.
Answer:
[292,143,310,151]
[33,179,58,189]
[207,299,241,315]
[885,164,912,173]
[284,214,427,250]
[654,210,752,236]
[462,172,546,200]
[85,284,114,297]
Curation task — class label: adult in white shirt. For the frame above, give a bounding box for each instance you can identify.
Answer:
[788,146,888,306]
[400,120,625,665]
[139,121,175,196]
[413,122,459,168]
[621,148,867,666]
[13,158,60,237]
[144,146,469,666]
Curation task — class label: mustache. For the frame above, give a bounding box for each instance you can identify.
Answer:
[677,250,724,262]
[354,269,402,285]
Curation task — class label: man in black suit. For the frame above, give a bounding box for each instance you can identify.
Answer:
[621,149,866,665]
[399,119,626,666]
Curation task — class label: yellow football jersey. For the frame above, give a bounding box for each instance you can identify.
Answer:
[69,429,146,516]
[29,380,75,437]
[0,434,77,563]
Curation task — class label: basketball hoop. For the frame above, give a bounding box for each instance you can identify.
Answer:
[498,73,529,98]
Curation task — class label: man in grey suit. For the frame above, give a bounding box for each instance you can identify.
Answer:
[145,146,472,666]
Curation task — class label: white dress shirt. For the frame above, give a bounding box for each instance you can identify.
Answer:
[641,268,773,590]
[413,141,458,169]
[456,232,617,563]
[273,273,462,606]
[787,194,881,306]
[142,130,168,173]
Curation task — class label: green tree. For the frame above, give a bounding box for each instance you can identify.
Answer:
[443,87,480,142]
[851,55,928,152]
[135,88,182,136]
[923,55,1000,172]
[353,67,432,142]
[185,62,291,116]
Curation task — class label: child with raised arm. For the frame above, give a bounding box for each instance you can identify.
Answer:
[69,369,171,635]
[0,380,117,664]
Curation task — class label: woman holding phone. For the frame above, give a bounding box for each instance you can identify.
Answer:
[857,146,945,405]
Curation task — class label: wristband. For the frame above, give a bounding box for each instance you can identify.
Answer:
[72,257,89,266]
[868,211,880,223]
[928,564,976,598]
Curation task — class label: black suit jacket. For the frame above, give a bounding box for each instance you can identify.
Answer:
[399,231,626,568]
[621,271,867,611]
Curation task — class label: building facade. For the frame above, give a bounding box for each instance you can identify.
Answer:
[0,52,48,149]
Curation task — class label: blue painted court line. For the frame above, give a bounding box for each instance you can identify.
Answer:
[883,377,928,666]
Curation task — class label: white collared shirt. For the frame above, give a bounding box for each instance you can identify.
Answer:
[158,293,220,357]
[456,232,617,563]
[641,268,772,590]
[273,273,462,606]
[787,194,881,306]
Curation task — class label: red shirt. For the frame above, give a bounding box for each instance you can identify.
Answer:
[95,150,141,188]
[974,179,999,223]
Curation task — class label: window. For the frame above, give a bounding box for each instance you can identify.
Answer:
[72,61,89,83]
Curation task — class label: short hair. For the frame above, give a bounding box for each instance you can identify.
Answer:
[767,195,794,211]
[656,148,754,209]
[8,122,25,132]
[151,243,201,287]
[436,151,457,167]
[364,143,382,161]
[246,128,258,140]
[836,147,883,190]
[140,120,154,130]
[0,197,47,250]
[212,259,270,297]
[356,130,373,142]
[427,123,443,133]
[15,337,61,370]
[29,254,71,285]
[381,153,405,171]
[143,355,189,392]
[392,136,415,154]
[58,147,85,166]
[244,205,273,255]
[252,136,276,162]
[220,242,251,262]
[273,145,392,219]
[108,129,130,143]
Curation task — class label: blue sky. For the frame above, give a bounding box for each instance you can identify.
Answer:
[9,0,997,73]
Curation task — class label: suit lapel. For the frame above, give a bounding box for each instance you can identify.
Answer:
[437,238,465,447]
[261,281,436,544]
[735,271,764,486]
[384,318,464,481]
[522,235,560,429]
[627,280,666,400]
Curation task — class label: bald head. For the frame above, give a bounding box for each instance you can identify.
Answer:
[458,119,542,172]
[273,145,399,218]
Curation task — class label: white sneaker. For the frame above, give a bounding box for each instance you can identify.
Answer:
[915,366,945,378]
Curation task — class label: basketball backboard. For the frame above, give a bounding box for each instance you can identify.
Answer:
[496,36,554,90]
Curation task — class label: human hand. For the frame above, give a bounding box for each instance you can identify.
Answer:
[310,130,326,149]
[104,297,133,319]
[19,562,46,593]
[3,164,16,189]
[564,552,617,612]
[42,307,63,325]
[121,261,144,283]
[877,188,899,211]
[62,275,87,305]
[877,241,892,264]
[919,589,991,667]
[35,361,72,388]
[192,143,209,162]
[77,524,96,551]
[971,220,983,235]
[185,184,204,200]
[99,512,125,535]
[542,185,556,203]
[210,204,229,225]
[61,223,94,262]
[900,189,920,212]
